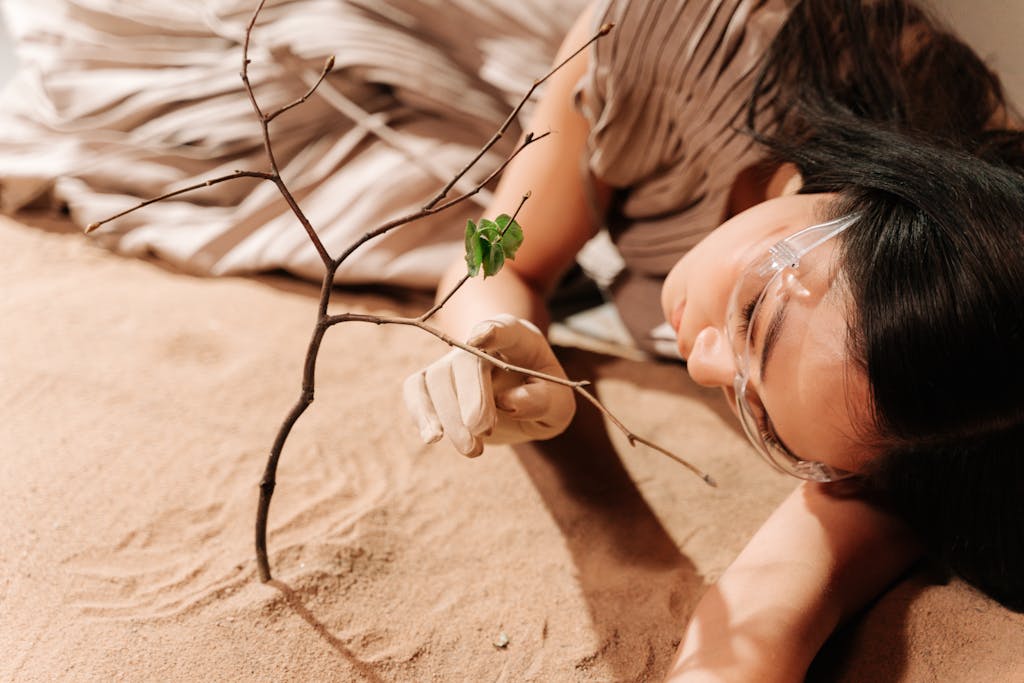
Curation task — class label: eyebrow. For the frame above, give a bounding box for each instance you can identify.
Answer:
[752,300,801,457]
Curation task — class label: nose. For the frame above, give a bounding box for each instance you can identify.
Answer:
[686,327,737,388]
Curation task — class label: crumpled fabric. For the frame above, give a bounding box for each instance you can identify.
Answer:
[0,0,585,285]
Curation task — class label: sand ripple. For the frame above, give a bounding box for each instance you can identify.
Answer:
[64,438,403,620]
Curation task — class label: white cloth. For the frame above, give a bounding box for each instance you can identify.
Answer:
[0,0,586,285]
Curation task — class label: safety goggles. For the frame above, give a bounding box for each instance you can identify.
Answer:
[725,213,860,482]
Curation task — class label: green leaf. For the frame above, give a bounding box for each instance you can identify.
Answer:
[494,214,523,259]
[482,243,505,277]
[464,219,482,276]
[477,219,500,242]
[464,214,526,279]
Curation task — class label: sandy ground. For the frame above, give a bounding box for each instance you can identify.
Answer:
[2,213,1023,682]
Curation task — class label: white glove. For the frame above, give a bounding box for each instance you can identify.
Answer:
[403,314,576,457]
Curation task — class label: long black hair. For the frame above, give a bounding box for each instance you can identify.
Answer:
[749,0,1024,610]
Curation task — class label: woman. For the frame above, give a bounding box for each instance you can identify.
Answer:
[402,0,1024,678]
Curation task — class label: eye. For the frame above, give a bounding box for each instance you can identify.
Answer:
[735,292,759,338]
[757,423,784,454]
[747,386,786,456]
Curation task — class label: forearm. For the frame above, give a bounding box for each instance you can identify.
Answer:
[667,482,921,682]
[433,260,549,340]
[433,1,606,341]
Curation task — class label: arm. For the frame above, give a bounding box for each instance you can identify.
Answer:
[667,483,921,682]
[403,3,611,456]
[434,1,610,340]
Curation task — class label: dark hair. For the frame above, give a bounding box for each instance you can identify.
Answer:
[749,0,1024,610]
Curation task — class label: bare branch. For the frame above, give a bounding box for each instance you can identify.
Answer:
[322,312,589,390]
[573,389,717,487]
[86,7,711,589]
[318,308,716,487]
[94,8,713,586]
[84,170,273,234]
[422,273,471,323]
[429,132,548,214]
[255,262,337,582]
[269,175,333,265]
[265,55,335,123]
[239,0,332,267]
[422,23,614,210]
[240,0,274,171]
[330,130,549,271]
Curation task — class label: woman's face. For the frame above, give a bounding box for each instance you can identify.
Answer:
[660,192,876,475]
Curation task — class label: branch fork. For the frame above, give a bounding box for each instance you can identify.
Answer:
[85,3,711,584]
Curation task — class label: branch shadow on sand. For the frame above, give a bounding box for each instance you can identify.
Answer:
[511,348,708,680]
[267,579,387,683]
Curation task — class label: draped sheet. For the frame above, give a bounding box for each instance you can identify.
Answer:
[0,0,586,285]
[0,0,794,342]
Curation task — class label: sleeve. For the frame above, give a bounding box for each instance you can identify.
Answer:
[574,0,794,225]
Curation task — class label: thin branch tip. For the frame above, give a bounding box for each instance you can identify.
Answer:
[236,1,650,578]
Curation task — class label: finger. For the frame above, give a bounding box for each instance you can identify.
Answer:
[482,318,553,370]
[451,350,495,436]
[495,381,552,421]
[466,318,499,348]
[425,360,484,457]
[402,371,443,444]
[467,315,528,356]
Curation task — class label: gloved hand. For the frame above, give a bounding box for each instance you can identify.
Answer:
[403,314,576,457]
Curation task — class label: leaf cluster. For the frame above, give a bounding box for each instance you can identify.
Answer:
[464,214,524,277]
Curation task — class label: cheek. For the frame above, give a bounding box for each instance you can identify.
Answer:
[662,249,735,325]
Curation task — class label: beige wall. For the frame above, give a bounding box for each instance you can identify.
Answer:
[927,0,1024,110]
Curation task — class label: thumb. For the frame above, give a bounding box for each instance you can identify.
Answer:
[466,314,548,367]
[495,381,555,420]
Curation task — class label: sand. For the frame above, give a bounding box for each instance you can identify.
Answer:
[2,212,1022,682]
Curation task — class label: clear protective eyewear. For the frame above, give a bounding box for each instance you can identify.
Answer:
[725,213,860,482]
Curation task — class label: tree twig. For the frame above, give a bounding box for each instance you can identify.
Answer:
[239,0,333,267]
[86,4,712,584]
[422,23,614,210]
[266,55,335,123]
[84,170,274,234]
[329,131,549,271]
